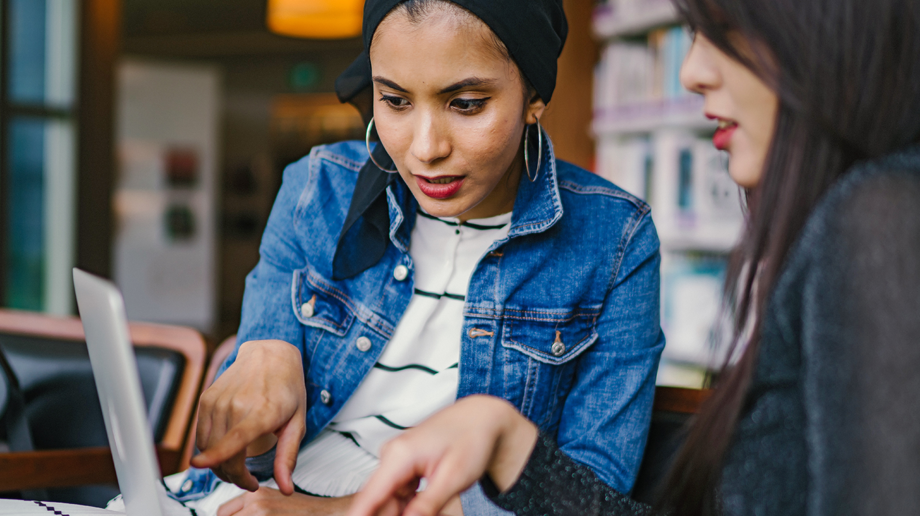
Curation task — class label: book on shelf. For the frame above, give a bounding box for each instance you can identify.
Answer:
[597,131,744,252]
[597,135,654,201]
[594,26,693,113]
[593,25,710,135]
[593,0,679,39]
[660,251,727,368]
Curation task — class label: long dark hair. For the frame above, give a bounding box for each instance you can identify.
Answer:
[660,0,920,514]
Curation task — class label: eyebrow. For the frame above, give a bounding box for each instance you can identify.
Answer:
[373,77,409,93]
[438,77,497,94]
[373,76,498,95]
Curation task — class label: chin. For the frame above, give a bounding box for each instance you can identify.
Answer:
[728,161,763,189]
[418,199,466,218]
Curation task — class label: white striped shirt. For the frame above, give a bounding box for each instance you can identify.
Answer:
[299,209,511,495]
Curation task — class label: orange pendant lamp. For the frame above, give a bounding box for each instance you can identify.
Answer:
[267,0,364,39]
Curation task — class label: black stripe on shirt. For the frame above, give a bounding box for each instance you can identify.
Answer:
[375,415,411,430]
[375,362,438,375]
[414,288,466,301]
[337,431,361,448]
[158,481,200,515]
[416,209,508,230]
[293,484,333,498]
[417,210,458,226]
[463,220,510,230]
[374,362,460,375]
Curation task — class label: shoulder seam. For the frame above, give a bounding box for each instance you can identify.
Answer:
[607,206,652,294]
[315,148,365,172]
[558,179,648,210]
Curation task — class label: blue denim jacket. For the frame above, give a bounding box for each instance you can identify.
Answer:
[178,136,665,509]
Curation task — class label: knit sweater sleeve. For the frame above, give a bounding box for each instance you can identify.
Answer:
[794,165,920,515]
[482,432,654,516]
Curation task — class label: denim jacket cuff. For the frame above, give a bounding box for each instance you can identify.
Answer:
[245,446,277,481]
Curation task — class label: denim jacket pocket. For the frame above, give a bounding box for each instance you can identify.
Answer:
[499,309,600,426]
[501,310,599,365]
[292,267,355,337]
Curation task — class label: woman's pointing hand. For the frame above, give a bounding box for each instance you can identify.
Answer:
[347,395,538,516]
[191,339,307,495]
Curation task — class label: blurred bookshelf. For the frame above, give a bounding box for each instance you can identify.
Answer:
[592,0,742,388]
[592,0,678,39]
[593,96,715,135]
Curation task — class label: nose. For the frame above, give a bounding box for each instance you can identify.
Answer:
[680,35,720,95]
[409,111,451,165]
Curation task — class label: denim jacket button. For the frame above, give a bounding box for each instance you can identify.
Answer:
[551,341,566,356]
[356,336,372,352]
[393,265,409,281]
[320,389,332,405]
[300,302,314,318]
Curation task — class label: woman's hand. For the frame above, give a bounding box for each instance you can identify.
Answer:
[346,395,538,516]
[217,488,353,516]
[192,340,307,495]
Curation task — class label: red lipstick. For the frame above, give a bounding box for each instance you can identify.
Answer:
[706,114,738,151]
[712,125,737,151]
[415,175,464,199]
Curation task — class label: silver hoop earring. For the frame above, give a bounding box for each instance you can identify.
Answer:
[366,117,398,173]
[523,118,543,183]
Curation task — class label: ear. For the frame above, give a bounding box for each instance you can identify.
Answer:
[524,94,547,125]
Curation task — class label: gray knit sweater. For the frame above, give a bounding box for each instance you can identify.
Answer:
[486,145,920,516]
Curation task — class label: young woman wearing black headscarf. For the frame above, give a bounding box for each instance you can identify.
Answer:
[161,1,667,515]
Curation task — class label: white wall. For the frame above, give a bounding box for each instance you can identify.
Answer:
[114,59,221,332]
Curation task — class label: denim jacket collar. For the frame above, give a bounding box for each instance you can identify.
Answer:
[505,130,564,239]
[386,177,416,253]
[385,130,564,248]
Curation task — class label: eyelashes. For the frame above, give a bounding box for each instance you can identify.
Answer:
[378,95,491,114]
[380,95,410,110]
[450,98,489,113]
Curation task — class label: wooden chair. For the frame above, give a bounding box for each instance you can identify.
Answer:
[0,309,206,504]
[178,334,238,470]
[631,386,711,504]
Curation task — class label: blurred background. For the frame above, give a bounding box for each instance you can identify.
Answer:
[0,0,735,387]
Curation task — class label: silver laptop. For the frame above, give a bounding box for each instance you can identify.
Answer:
[73,268,165,516]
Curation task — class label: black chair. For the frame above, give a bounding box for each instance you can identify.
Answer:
[632,386,710,505]
[0,309,206,507]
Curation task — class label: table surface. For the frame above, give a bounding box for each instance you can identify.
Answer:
[0,499,123,515]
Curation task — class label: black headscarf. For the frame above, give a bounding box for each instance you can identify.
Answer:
[332,0,568,280]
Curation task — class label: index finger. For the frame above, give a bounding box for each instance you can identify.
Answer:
[213,451,260,493]
[401,457,474,516]
[191,415,271,469]
[347,454,423,516]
